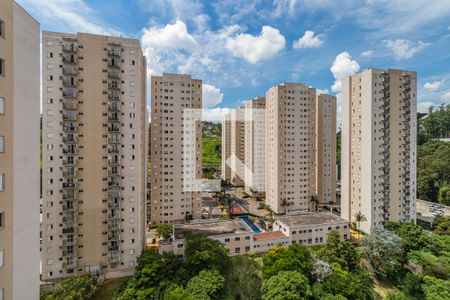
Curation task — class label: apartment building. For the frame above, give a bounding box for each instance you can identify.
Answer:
[41,31,147,280]
[150,73,202,225]
[0,1,40,299]
[316,94,337,205]
[265,83,317,213]
[341,68,417,233]
[221,112,232,182]
[244,97,266,196]
[230,108,245,186]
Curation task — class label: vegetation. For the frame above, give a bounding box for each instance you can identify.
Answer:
[41,275,97,300]
[156,224,173,240]
[203,122,221,179]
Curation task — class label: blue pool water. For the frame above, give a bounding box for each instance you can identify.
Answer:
[240,216,262,233]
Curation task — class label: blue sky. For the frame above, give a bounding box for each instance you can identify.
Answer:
[18,0,450,123]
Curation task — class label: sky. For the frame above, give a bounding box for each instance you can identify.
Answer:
[17,0,450,125]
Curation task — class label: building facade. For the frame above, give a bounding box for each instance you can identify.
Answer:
[244,97,266,197]
[41,32,147,280]
[341,68,417,233]
[316,94,337,205]
[265,83,317,213]
[221,112,232,182]
[149,73,202,225]
[230,108,245,186]
[0,1,40,299]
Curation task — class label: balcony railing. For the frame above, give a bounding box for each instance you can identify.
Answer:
[62,43,77,53]
[107,59,121,68]
[107,47,121,57]
[62,192,76,200]
[108,92,120,101]
[62,54,78,64]
[63,67,78,76]
[63,90,77,98]
[107,81,121,90]
[63,125,77,133]
[62,146,77,155]
[63,77,77,87]
[63,134,78,144]
[63,100,77,110]
[62,181,76,189]
[108,70,121,79]
[63,112,77,121]
[108,103,121,111]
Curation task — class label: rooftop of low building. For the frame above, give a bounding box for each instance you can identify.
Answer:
[174,219,252,240]
[275,212,348,228]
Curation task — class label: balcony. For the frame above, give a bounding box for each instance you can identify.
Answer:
[62,216,76,224]
[63,125,77,133]
[107,222,120,231]
[108,190,120,198]
[107,124,121,133]
[63,89,77,98]
[107,81,121,90]
[107,59,121,68]
[62,181,76,189]
[63,134,78,144]
[108,200,120,208]
[62,54,78,64]
[108,168,120,176]
[108,234,120,241]
[63,67,78,76]
[63,77,77,87]
[107,156,120,165]
[62,43,77,53]
[62,226,76,234]
[62,191,76,200]
[63,100,77,110]
[108,103,121,112]
[107,135,121,144]
[62,146,77,155]
[62,158,76,166]
[62,203,76,211]
[108,92,120,101]
[63,112,77,121]
[107,46,121,57]
[107,145,120,154]
[108,70,121,79]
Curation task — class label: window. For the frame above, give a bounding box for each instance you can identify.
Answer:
[0,136,4,152]
[0,212,4,229]
[0,19,4,38]
[0,174,4,191]
[0,249,3,267]
[0,58,4,76]
[46,40,53,46]
[0,97,4,114]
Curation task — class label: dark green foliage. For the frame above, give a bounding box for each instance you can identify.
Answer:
[225,255,263,300]
[385,221,429,252]
[400,272,424,299]
[184,233,230,274]
[156,224,173,240]
[262,244,314,279]
[422,275,450,300]
[186,269,225,300]
[385,291,408,300]
[433,216,450,236]
[42,275,97,300]
[316,230,360,271]
[163,285,195,300]
[261,271,311,300]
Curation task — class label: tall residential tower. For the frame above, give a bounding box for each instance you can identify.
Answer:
[41,32,148,280]
[341,68,417,233]
[0,1,40,298]
[149,73,202,225]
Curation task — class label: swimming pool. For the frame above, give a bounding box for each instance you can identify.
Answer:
[239,216,262,233]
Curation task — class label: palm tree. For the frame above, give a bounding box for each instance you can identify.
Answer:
[310,194,318,212]
[354,211,367,239]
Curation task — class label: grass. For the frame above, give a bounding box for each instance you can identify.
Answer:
[90,277,129,300]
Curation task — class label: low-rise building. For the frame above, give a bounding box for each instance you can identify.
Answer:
[159,213,349,256]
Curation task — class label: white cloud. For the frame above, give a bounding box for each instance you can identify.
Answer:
[417,101,434,113]
[203,108,232,122]
[331,81,342,93]
[316,88,330,95]
[225,26,286,64]
[17,0,121,35]
[330,52,360,80]
[361,50,374,57]
[442,91,450,103]
[202,84,224,108]
[384,39,429,59]
[424,81,442,90]
[142,20,196,50]
[293,31,323,49]
[273,0,300,17]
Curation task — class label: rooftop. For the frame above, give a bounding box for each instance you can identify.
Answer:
[276,212,348,228]
[174,219,252,240]
[254,231,287,241]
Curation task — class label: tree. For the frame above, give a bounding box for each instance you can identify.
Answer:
[433,216,450,236]
[422,276,450,300]
[261,271,311,300]
[156,224,174,240]
[43,275,97,300]
[186,269,225,300]
[262,244,314,279]
[400,272,424,299]
[316,230,360,271]
[225,255,263,300]
[184,234,230,275]
[354,211,367,238]
[385,221,429,252]
[164,286,194,300]
[385,291,408,300]
[361,228,403,278]
[311,259,332,282]
[438,184,450,205]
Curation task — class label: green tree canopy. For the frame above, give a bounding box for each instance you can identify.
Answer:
[156,224,174,240]
[261,271,311,300]
[316,230,361,271]
[422,276,450,300]
[43,275,97,300]
[186,269,225,300]
[262,244,314,279]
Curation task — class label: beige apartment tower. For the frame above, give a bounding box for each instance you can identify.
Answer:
[41,32,148,280]
[244,97,266,197]
[0,1,40,299]
[316,94,337,205]
[221,112,232,182]
[230,108,245,186]
[150,73,202,225]
[265,83,317,213]
[341,68,417,233]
